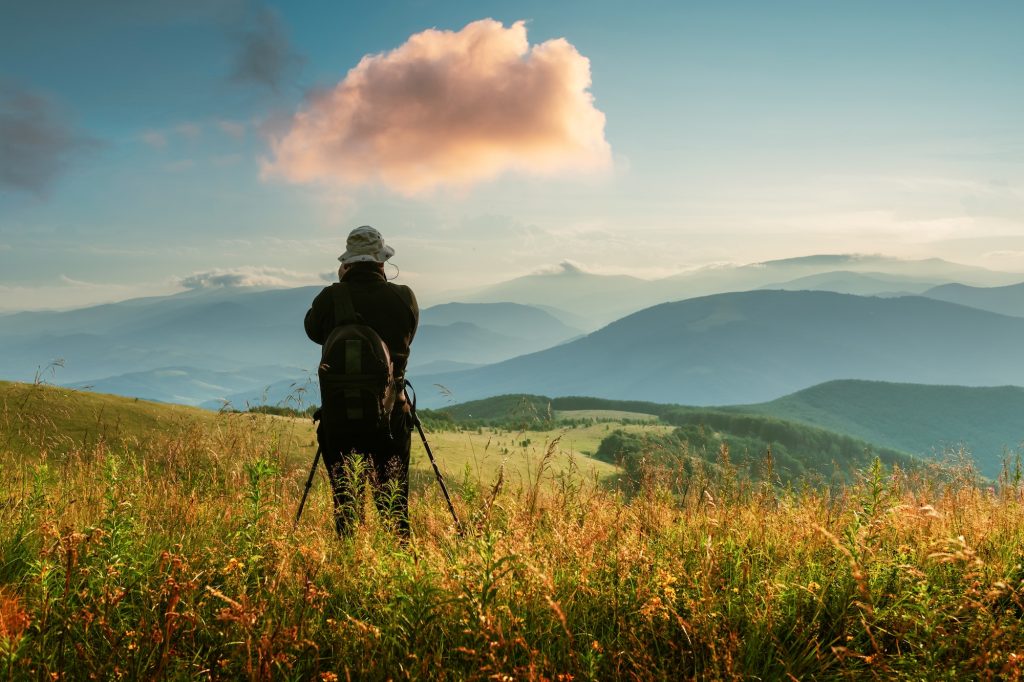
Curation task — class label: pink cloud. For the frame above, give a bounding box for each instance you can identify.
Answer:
[264,19,611,193]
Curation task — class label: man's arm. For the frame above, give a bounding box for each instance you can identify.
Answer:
[404,285,419,344]
[304,287,333,345]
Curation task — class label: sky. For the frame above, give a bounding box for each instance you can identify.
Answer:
[1,0,1022,311]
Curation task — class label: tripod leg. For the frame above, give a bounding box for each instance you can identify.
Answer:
[294,446,322,530]
[402,379,462,535]
[413,415,462,534]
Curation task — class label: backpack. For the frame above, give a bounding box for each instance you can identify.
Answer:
[317,283,398,437]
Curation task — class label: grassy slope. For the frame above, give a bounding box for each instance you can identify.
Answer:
[3,385,1024,678]
[0,382,621,487]
[1,380,315,463]
[732,380,1024,476]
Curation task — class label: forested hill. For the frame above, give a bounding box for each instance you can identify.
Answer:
[422,392,918,482]
[731,380,1024,478]
[427,382,1024,480]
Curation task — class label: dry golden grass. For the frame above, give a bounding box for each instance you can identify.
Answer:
[2,383,1024,679]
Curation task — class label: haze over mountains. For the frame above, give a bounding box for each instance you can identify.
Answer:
[1,253,1023,415]
[419,290,1024,407]
[923,282,1024,318]
[458,254,1023,327]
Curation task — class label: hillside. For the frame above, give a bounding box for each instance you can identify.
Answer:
[419,290,1024,408]
[431,393,679,423]
[923,281,1024,318]
[0,380,324,466]
[0,381,618,484]
[598,411,915,484]
[732,380,1024,477]
[0,287,579,407]
[422,392,918,482]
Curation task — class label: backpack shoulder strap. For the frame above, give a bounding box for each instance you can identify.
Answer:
[331,283,360,325]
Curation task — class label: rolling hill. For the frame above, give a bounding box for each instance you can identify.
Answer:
[432,382,1024,479]
[923,281,1024,318]
[418,290,1024,408]
[417,392,918,482]
[730,380,1024,477]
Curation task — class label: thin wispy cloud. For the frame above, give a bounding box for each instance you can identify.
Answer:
[0,83,98,197]
[140,130,168,148]
[217,120,247,138]
[265,19,612,194]
[164,159,196,173]
[174,122,202,141]
[176,266,320,290]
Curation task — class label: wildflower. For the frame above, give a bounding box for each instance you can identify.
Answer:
[0,590,30,650]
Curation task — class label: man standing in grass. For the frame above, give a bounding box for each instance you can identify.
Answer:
[304,226,419,536]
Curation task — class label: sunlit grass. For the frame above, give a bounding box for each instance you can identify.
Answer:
[3,381,1024,679]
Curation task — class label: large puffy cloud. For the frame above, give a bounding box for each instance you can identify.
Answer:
[265,19,611,193]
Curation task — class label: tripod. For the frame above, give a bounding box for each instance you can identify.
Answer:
[294,383,462,534]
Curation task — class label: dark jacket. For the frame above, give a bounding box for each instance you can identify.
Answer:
[304,264,419,377]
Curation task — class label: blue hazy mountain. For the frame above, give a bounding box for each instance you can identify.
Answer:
[3,255,1022,409]
[756,271,940,296]
[923,281,1024,318]
[411,302,583,369]
[416,290,1024,408]
[68,365,307,407]
[0,285,582,406]
[456,255,1022,328]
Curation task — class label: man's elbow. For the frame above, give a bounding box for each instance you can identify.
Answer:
[304,310,323,344]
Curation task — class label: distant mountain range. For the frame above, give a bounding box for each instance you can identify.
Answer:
[0,286,581,406]
[922,281,1024,318]
[758,271,940,297]
[2,253,1022,410]
[457,255,1024,328]
[417,290,1024,408]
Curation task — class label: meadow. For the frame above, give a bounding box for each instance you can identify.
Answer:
[2,381,1024,679]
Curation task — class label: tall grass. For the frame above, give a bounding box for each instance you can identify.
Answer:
[2,408,1024,680]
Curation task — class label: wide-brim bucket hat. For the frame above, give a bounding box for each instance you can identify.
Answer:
[338,225,395,264]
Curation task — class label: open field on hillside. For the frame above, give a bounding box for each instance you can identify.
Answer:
[414,421,669,487]
[554,409,659,422]
[0,382,641,486]
[3,382,1024,679]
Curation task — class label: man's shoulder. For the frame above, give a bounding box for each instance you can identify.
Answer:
[312,283,339,304]
[388,283,417,310]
